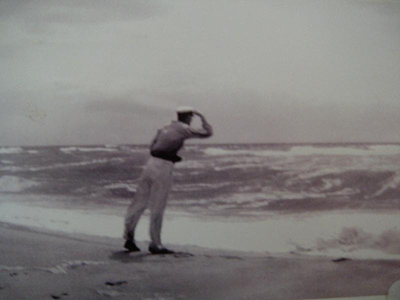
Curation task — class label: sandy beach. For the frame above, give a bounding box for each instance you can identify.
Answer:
[0,222,398,300]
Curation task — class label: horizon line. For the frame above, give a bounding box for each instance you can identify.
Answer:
[2,141,400,148]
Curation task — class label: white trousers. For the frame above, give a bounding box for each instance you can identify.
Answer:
[124,157,174,247]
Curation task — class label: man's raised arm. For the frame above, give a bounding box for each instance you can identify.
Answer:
[187,111,213,138]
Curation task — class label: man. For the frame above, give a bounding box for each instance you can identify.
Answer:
[124,107,213,254]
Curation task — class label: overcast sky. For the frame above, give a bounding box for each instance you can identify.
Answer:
[1,0,399,146]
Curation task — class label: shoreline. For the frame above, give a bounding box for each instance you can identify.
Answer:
[1,198,400,260]
[1,221,397,300]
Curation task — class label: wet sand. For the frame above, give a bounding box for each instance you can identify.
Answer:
[0,222,398,300]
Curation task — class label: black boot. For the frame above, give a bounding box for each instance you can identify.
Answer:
[124,240,140,252]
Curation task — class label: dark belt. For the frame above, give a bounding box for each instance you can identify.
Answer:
[150,151,182,163]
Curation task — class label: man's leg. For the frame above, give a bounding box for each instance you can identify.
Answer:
[123,176,151,251]
[148,164,173,254]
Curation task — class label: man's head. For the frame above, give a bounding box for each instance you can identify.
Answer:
[176,106,194,125]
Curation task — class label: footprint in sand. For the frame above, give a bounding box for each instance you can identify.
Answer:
[50,293,69,299]
[94,280,129,298]
[105,281,128,286]
[332,257,351,263]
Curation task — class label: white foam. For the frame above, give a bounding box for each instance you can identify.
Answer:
[185,145,201,151]
[0,147,23,154]
[215,193,271,205]
[294,168,346,180]
[1,160,13,164]
[172,182,231,192]
[27,150,39,154]
[0,176,39,192]
[39,261,107,274]
[0,166,23,172]
[213,163,264,171]
[28,158,124,171]
[259,188,322,200]
[0,202,125,238]
[320,178,342,191]
[104,183,137,192]
[60,147,118,153]
[175,160,209,169]
[372,172,400,197]
[308,227,400,259]
[169,198,209,206]
[1,200,399,259]
[368,145,400,155]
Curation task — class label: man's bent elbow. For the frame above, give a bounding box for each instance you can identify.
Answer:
[203,129,213,138]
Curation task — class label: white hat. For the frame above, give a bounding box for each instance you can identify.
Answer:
[176,106,194,114]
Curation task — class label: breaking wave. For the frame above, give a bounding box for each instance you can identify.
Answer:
[0,176,39,192]
[60,146,118,153]
[0,147,24,154]
[372,173,400,198]
[314,227,400,257]
[27,150,40,154]
[28,158,125,172]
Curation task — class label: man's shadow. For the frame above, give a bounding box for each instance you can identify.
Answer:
[109,251,152,263]
[109,250,194,263]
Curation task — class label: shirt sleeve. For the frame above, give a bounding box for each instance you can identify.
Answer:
[185,119,213,139]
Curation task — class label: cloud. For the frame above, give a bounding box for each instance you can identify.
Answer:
[0,0,171,42]
[84,98,172,115]
[352,0,400,16]
[0,0,399,145]
[1,0,169,24]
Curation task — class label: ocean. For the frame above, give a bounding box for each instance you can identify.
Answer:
[1,143,400,258]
